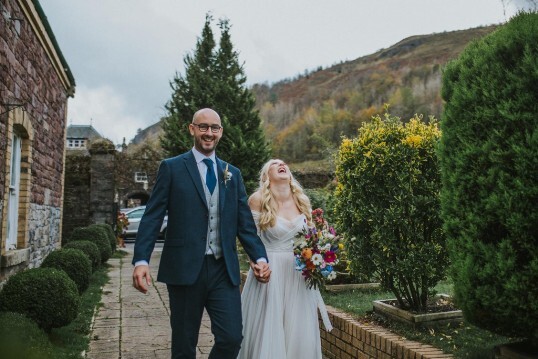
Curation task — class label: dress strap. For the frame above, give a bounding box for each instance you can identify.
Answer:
[313,289,333,331]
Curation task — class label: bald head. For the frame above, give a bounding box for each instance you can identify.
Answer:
[192,108,221,124]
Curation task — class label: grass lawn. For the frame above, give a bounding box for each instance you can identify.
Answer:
[322,281,519,358]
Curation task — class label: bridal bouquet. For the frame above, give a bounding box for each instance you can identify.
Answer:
[294,208,341,290]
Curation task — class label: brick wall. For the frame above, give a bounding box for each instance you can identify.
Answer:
[1,0,72,280]
[1,0,69,208]
[320,306,452,359]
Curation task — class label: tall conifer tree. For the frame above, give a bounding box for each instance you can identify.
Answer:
[214,19,270,190]
[161,15,270,190]
[161,14,216,156]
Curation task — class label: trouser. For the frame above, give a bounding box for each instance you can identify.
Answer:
[167,255,243,359]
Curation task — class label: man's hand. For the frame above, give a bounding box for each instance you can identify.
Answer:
[251,261,271,283]
[132,265,152,294]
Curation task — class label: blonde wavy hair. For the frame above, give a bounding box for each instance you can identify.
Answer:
[255,159,312,231]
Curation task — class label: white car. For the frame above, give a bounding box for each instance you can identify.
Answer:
[122,206,167,239]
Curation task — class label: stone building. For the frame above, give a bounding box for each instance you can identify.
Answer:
[0,0,75,283]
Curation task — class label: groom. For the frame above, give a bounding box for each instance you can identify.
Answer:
[132,108,270,359]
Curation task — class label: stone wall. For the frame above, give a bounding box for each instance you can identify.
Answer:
[27,203,61,267]
[62,140,116,242]
[89,143,116,225]
[62,152,91,242]
[293,170,334,189]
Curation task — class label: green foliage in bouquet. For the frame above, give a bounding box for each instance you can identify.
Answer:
[69,226,112,263]
[0,268,80,332]
[41,248,92,294]
[0,312,53,359]
[64,240,101,272]
[334,110,447,311]
[440,12,538,343]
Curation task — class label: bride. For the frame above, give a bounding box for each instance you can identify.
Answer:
[238,159,332,359]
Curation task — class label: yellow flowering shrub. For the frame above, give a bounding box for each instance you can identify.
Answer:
[334,109,446,311]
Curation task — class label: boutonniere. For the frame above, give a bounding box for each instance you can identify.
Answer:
[223,163,232,187]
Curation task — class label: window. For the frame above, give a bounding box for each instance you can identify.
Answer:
[126,208,145,219]
[67,139,86,148]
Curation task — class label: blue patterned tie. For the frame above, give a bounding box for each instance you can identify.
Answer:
[202,158,216,194]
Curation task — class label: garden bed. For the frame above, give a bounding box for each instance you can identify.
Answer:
[373,294,463,328]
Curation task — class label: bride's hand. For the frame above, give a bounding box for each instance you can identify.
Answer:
[251,262,271,283]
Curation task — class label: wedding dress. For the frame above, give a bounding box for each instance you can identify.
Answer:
[238,211,332,359]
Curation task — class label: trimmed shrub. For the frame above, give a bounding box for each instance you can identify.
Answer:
[334,111,447,311]
[91,223,117,253]
[0,268,80,332]
[64,240,101,272]
[69,226,112,263]
[41,248,92,294]
[440,12,538,343]
[0,312,53,359]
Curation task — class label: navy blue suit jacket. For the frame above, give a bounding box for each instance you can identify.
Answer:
[132,150,267,286]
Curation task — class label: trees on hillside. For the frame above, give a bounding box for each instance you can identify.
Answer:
[160,14,270,190]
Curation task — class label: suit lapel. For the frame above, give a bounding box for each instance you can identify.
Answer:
[184,151,208,207]
[216,157,227,212]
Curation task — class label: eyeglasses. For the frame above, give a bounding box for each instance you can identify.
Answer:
[192,123,222,133]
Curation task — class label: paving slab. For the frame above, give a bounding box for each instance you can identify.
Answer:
[86,244,214,359]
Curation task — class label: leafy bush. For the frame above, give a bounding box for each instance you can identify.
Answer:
[334,110,447,311]
[64,240,101,272]
[69,226,112,263]
[0,268,80,332]
[440,12,538,344]
[0,312,53,359]
[304,187,336,222]
[90,223,117,253]
[41,248,92,294]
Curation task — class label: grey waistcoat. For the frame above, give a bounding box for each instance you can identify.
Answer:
[204,183,222,259]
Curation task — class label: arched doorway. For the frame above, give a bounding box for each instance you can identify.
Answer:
[121,190,150,209]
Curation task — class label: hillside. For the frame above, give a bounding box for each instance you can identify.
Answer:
[251,25,497,162]
[130,25,498,162]
[253,26,496,107]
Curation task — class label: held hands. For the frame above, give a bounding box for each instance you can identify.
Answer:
[132,265,152,294]
[251,261,271,283]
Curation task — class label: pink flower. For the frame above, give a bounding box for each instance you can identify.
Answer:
[324,251,336,263]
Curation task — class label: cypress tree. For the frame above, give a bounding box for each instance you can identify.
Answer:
[160,15,270,190]
[213,19,270,191]
[440,12,538,345]
[161,14,217,156]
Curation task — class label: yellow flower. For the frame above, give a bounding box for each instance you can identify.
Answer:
[338,243,344,250]
[403,134,422,147]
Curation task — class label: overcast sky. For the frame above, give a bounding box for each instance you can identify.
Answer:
[38,0,523,145]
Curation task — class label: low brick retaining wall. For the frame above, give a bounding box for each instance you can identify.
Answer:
[320,306,452,359]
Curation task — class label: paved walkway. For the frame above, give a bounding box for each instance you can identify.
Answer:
[86,244,214,359]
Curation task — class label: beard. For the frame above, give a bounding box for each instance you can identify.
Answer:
[194,134,220,155]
